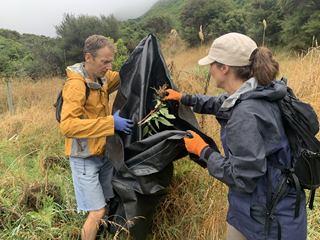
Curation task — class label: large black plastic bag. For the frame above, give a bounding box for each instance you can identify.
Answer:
[104,34,219,239]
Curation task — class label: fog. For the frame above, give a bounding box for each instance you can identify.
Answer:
[1,0,158,38]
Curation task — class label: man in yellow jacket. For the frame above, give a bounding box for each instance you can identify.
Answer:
[60,35,133,240]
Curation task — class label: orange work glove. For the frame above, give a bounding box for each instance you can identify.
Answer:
[183,130,209,156]
[162,89,182,102]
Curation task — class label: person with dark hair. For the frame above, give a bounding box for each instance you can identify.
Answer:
[60,35,133,240]
[163,32,307,239]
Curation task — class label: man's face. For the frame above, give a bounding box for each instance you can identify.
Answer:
[85,46,114,80]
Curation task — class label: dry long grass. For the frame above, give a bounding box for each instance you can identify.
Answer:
[0,37,319,239]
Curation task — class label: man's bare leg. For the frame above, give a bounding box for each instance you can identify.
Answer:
[82,207,105,240]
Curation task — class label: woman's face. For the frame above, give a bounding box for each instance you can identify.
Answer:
[209,62,226,89]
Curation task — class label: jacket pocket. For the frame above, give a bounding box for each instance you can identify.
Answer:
[250,205,267,226]
[70,138,92,158]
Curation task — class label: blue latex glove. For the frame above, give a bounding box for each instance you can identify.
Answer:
[113,110,133,134]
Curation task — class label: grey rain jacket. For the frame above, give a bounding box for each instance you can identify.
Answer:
[181,78,307,240]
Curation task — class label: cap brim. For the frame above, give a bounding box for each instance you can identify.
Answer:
[198,56,215,66]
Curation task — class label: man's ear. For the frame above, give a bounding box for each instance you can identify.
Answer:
[85,53,92,63]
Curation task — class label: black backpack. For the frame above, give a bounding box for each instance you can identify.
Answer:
[53,82,90,123]
[262,77,320,239]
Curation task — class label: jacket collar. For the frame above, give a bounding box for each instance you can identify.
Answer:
[219,77,258,111]
[66,63,105,90]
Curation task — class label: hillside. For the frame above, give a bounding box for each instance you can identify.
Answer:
[138,0,188,25]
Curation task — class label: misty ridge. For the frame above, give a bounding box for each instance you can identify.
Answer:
[112,0,158,21]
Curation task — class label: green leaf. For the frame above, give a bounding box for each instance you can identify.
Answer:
[158,117,174,126]
[159,108,176,119]
[165,113,176,119]
[155,99,162,108]
[155,118,159,128]
[142,114,157,124]
[159,108,169,116]
[148,122,158,134]
[143,125,149,137]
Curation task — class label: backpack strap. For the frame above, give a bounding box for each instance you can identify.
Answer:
[267,159,302,218]
[263,167,285,240]
[263,158,301,240]
[80,83,90,119]
[309,189,316,210]
[84,82,90,105]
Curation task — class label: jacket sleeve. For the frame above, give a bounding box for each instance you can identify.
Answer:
[200,116,267,193]
[105,70,120,93]
[60,80,115,139]
[181,93,229,115]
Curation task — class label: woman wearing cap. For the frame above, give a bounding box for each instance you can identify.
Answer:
[163,32,307,240]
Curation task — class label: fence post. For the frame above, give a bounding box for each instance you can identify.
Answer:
[6,80,14,115]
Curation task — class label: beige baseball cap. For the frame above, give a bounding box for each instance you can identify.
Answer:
[198,32,257,67]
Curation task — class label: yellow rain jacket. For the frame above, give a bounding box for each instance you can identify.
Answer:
[60,63,119,158]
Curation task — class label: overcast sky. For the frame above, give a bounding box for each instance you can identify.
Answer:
[1,0,159,38]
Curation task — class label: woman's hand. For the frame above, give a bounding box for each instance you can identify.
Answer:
[184,130,209,156]
[162,89,182,102]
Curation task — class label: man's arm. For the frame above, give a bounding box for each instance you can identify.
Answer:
[60,80,115,139]
[105,71,120,94]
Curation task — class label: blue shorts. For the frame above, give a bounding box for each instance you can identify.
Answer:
[69,156,115,212]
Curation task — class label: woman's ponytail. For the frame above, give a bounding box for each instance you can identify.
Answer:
[250,47,279,85]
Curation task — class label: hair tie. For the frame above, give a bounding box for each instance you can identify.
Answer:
[249,48,259,61]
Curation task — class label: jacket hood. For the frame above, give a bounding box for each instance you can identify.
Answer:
[242,79,287,101]
[66,63,105,90]
[220,78,287,110]
[66,63,87,79]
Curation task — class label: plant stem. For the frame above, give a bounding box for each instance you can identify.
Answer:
[138,102,163,125]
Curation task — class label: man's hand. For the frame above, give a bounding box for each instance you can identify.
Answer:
[113,111,133,134]
[184,130,209,156]
[162,89,182,102]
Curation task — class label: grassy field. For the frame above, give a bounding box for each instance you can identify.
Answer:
[0,38,319,239]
